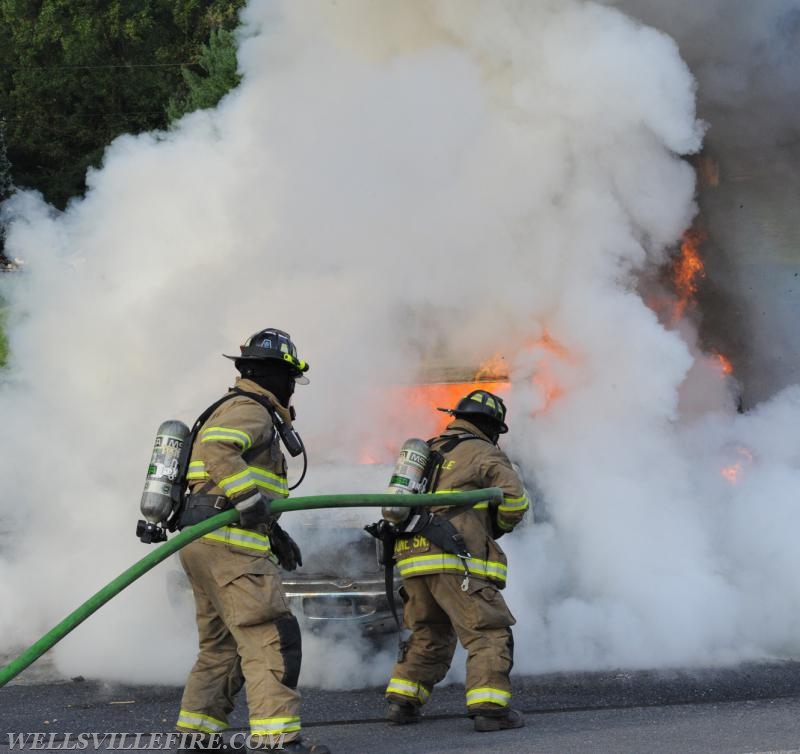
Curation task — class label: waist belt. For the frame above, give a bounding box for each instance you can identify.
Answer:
[178,494,230,529]
[398,511,473,591]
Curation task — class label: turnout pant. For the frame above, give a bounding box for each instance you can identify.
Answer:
[386,573,516,715]
[176,539,302,743]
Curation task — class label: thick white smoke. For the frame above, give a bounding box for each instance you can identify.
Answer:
[1,0,799,691]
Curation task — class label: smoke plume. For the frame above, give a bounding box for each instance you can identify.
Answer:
[1,0,799,691]
[609,0,800,405]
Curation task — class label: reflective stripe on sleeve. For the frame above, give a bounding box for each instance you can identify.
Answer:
[190,463,289,497]
[202,526,272,553]
[186,460,208,480]
[219,469,257,496]
[466,687,511,707]
[499,493,529,513]
[200,426,253,450]
[496,517,514,531]
[249,466,290,497]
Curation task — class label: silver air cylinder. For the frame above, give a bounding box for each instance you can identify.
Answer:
[140,420,190,525]
[382,438,430,524]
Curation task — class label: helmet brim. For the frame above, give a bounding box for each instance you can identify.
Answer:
[223,353,310,385]
[440,407,508,434]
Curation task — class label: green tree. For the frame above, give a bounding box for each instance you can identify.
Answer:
[0,116,13,268]
[0,118,11,202]
[0,0,245,209]
[0,116,12,364]
[166,27,240,122]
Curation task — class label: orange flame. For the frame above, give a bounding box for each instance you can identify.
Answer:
[672,230,706,321]
[521,331,571,414]
[475,353,509,381]
[721,464,742,484]
[665,231,735,379]
[721,446,753,484]
[405,379,511,434]
[712,352,734,376]
[359,330,573,464]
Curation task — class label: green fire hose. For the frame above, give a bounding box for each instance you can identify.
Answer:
[0,488,502,688]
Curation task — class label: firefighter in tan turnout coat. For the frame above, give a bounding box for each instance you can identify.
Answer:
[175,329,329,754]
[385,390,530,732]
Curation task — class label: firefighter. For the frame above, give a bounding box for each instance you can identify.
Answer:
[174,329,330,754]
[384,390,530,732]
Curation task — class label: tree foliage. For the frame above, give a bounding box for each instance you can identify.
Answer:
[0,118,12,264]
[0,119,11,202]
[167,27,240,122]
[0,0,246,209]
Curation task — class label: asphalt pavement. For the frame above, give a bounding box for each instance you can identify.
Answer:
[4,661,800,753]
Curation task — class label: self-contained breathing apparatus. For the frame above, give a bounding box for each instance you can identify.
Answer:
[136,420,191,544]
[366,432,491,658]
[135,389,307,544]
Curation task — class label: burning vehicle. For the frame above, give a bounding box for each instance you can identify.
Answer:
[275,361,541,639]
[165,364,519,640]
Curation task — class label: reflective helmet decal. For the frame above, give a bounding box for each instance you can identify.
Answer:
[224,328,310,378]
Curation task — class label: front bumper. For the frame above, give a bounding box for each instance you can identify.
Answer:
[283,576,401,637]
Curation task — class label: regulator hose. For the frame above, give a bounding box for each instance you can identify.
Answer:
[0,488,502,688]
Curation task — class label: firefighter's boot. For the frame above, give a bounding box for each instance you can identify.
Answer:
[473,708,525,732]
[386,701,421,725]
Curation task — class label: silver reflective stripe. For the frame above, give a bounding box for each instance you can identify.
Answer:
[466,687,511,707]
[200,426,253,450]
[396,554,507,583]
[386,677,430,703]
[176,710,227,733]
[499,494,529,512]
[220,470,256,496]
[203,526,271,553]
[249,716,301,735]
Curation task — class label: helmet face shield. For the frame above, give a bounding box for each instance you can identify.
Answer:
[224,328,310,384]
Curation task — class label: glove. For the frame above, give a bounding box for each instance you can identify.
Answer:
[267,522,303,571]
[235,491,274,529]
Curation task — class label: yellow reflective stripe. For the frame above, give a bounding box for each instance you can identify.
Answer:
[250,466,289,497]
[176,709,227,733]
[249,716,301,734]
[187,460,208,480]
[200,426,253,450]
[221,473,255,496]
[466,687,511,707]
[188,467,288,496]
[396,554,507,583]
[254,479,289,496]
[435,489,488,510]
[499,494,529,512]
[386,677,431,703]
[497,518,514,531]
[202,526,271,553]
